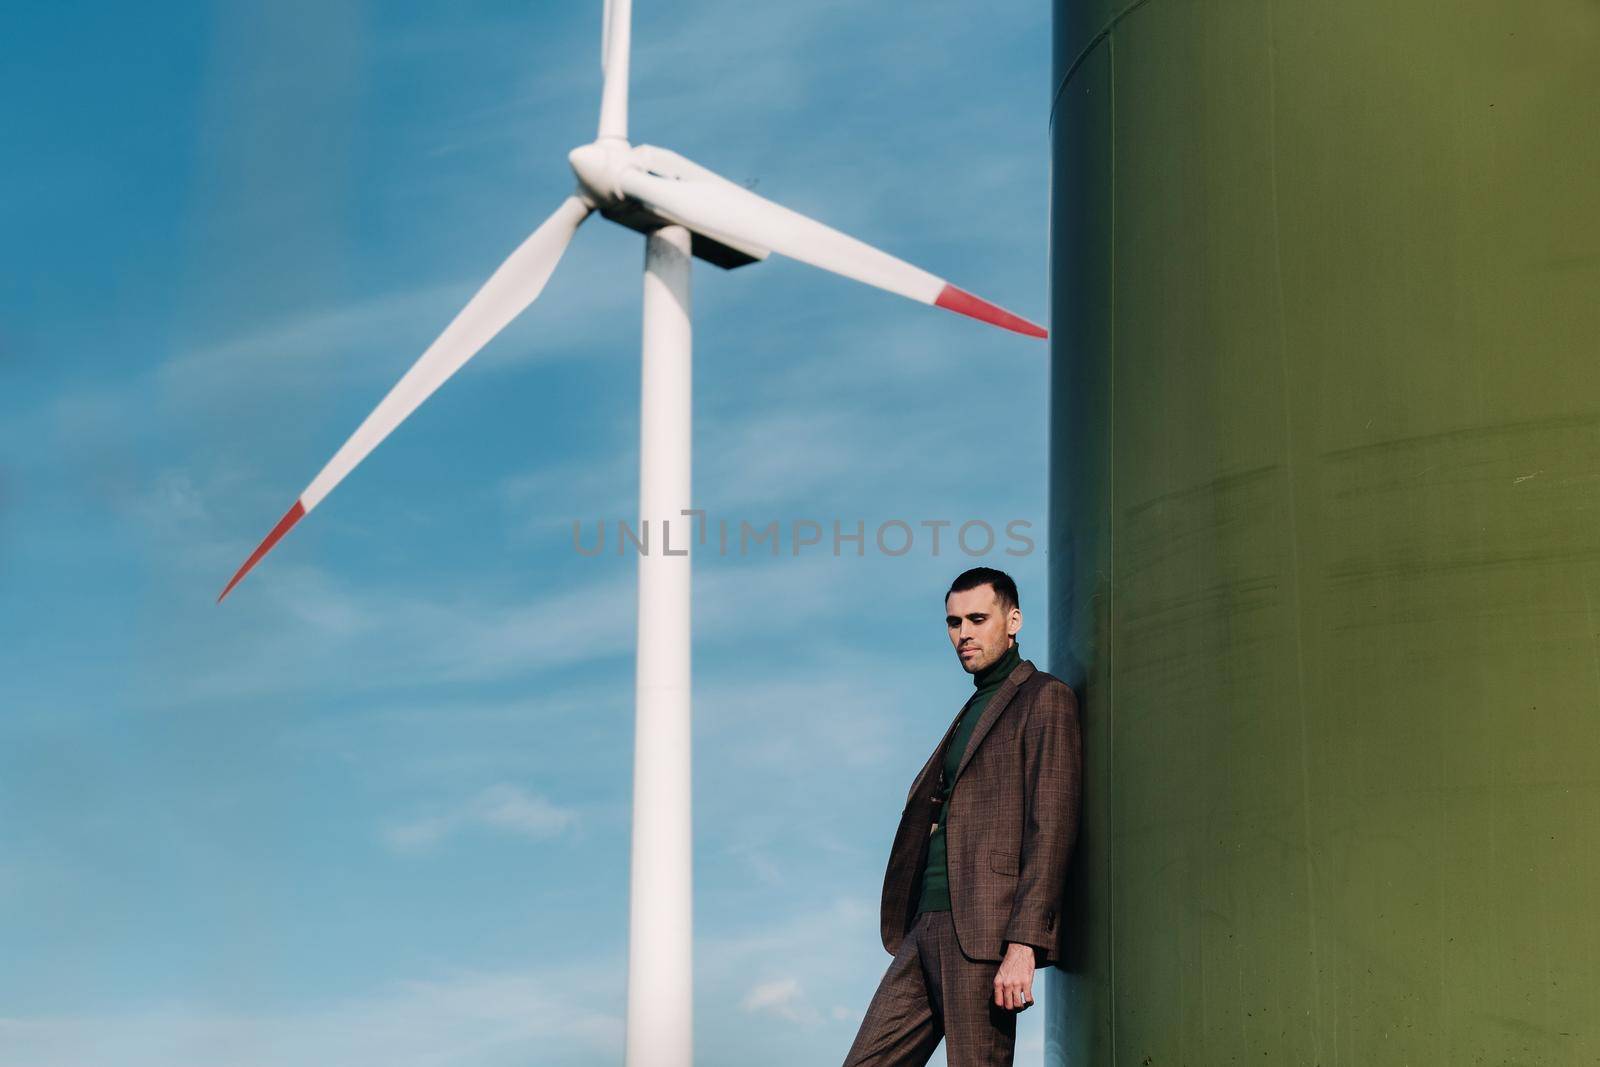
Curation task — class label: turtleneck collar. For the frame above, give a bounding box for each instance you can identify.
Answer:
[971,640,1022,691]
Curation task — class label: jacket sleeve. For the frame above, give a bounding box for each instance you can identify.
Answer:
[1003,678,1083,955]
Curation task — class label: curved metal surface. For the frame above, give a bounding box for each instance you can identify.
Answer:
[1046,1,1600,1062]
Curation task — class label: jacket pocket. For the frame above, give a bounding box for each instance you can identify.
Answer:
[989,849,1019,876]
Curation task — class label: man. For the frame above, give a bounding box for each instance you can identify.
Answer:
[842,567,1082,1067]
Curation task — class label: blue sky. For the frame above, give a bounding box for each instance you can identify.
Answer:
[0,1,1053,1063]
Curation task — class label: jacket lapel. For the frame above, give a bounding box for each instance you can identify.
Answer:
[905,706,967,807]
[905,658,1038,806]
[953,659,1035,783]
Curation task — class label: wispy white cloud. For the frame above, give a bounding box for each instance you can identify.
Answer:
[702,896,1052,1064]
[499,448,636,534]
[724,841,786,888]
[695,896,885,1060]
[0,964,621,1067]
[166,565,639,702]
[699,895,878,981]
[148,523,929,707]
[277,688,626,792]
[4,242,636,494]
[695,671,901,772]
[383,782,580,853]
[499,360,1049,538]
[1,284,450,463]
[158,283,470,401]
[741,976,820,1024]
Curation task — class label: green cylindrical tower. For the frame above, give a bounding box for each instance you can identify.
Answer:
[1046,1,1600,1063]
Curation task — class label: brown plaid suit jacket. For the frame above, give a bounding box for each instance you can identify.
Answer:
[878,659,1082,967]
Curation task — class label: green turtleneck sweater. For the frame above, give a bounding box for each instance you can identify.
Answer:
[915,641,1023,915]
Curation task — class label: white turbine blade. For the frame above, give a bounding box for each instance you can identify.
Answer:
[218,195,592,602]
[598,0,631,140]
[616,146,1047,338]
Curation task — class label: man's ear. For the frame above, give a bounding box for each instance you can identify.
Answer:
[1008,607,1023,637]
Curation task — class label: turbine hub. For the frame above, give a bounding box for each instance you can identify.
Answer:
[568,139,632,208]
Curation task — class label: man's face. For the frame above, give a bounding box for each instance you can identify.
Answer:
[946,584,1022,674]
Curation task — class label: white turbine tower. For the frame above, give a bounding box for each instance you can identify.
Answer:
[219,2,1045,1063]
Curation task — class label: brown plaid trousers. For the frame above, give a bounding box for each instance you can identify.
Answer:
[844,660,1082,1065]
[843,909,1017,1065]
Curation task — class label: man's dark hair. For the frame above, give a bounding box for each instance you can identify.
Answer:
[946,567,1019,613]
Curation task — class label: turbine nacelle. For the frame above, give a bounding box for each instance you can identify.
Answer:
[570,140,771,270]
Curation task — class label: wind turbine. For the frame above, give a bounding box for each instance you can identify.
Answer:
[218,1,1045,1063]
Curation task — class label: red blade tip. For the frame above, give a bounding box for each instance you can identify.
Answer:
[934,284,1048,338]
[217,500,307,603]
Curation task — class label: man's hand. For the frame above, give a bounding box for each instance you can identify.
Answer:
[993,942,1035,1011]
